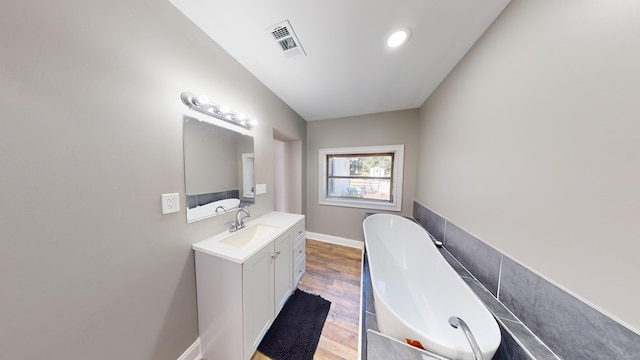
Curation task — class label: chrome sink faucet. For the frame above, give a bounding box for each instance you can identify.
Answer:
[228,208,251,232]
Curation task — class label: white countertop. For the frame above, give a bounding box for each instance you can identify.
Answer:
[192,211,305,264]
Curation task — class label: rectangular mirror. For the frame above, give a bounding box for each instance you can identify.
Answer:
[183,115,255,223]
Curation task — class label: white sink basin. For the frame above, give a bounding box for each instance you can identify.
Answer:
[219,224,282,248]
[192,211,305,264]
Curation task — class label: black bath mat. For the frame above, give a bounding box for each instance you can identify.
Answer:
[257,289,331,360]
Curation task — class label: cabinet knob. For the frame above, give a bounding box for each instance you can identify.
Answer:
[276,251,281,255]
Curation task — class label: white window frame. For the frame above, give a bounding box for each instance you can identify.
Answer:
[318,144,404,211]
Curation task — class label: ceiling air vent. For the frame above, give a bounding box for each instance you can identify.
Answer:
[266,20,306,58]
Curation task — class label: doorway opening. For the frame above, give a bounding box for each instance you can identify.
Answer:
[273,129,302,214]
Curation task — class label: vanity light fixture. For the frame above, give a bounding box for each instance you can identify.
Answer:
[181,91,257,130]
[387,28,411,48]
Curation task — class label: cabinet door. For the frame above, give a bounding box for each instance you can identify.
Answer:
[274,231,293,314]
[243,244,274,359]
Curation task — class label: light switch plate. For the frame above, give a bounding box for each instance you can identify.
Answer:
[161,193,180,214]
[255,184,267,195]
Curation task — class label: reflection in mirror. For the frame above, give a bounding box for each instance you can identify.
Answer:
[183,116,255,223]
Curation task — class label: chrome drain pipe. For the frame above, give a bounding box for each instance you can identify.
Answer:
[448,316,485,360]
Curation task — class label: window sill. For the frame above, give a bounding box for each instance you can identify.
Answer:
[319,198,401,212]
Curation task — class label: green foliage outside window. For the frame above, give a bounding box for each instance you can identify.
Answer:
[350,156,391,176]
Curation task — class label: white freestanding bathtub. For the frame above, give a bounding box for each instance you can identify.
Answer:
[363,214,500,360]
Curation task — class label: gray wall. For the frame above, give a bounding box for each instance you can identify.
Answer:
[306,109,419,241]
[0,1,305,360]
[416,0,640,331]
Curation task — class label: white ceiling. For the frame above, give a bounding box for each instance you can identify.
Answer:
[169,0,510,121]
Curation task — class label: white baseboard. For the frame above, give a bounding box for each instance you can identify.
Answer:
[177,338,202,360]
[306,231,364,249]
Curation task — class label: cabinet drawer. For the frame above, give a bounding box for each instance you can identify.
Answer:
[294,255,305,285]
[293,237,305,263]
[292,220,305,242]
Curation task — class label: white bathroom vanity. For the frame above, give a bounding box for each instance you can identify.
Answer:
[192,211,306,360]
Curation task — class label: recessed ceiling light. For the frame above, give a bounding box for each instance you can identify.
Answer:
[387,28,411,48]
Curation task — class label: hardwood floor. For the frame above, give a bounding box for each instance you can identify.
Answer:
[252,239,363,360]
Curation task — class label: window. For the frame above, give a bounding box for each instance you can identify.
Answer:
[319,145,404,211]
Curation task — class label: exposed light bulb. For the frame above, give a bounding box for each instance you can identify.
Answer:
[250,119,258,126]
[387,28,411,48]
[196,94,209,105]
[180,92,256,129]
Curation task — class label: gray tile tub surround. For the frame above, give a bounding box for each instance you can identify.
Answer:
[413,201,423,224]
[441,247,558,360]
[413,201,502,296]
[361,253,376,360]
[494,323,538,360]
[414,201,640,358]
[499,256,640,360]
[367,330,447,360]
[363,255,376,315]
[186,189,240,209]
[443,221,502,297]
[497,319,560,360]
[414,201,446,244]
